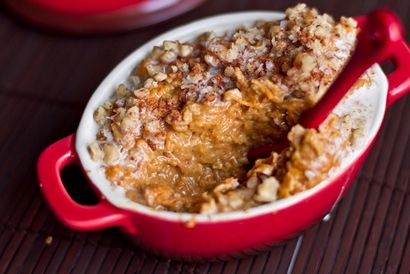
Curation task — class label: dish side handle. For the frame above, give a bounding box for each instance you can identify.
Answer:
[37,134,136,233]
[386,39,410,107]
[356,10,410,107]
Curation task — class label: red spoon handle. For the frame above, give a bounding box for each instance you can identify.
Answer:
[300,9,406,129]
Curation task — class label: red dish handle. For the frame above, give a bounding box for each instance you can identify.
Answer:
[37,134,136,233]
[386,39,410,107]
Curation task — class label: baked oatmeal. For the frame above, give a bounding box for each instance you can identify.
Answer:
[87,3,362,213]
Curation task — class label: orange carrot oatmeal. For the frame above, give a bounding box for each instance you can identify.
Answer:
[87,4,363,213]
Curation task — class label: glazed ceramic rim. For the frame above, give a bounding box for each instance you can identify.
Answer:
[76,11,388,223]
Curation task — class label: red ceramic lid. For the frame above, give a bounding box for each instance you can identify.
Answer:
[28,0,177,15]
[4,0,206,33]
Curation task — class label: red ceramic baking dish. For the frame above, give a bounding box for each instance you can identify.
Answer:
[37,11,410,260]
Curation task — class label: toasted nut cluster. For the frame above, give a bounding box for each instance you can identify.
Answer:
[254,177,280,202]
[88,4,362,214]
[88,143,102,161]
[103,144,120,164]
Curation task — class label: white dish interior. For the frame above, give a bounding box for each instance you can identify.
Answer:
[76,12,388,223]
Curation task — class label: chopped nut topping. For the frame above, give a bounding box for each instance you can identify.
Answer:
[45,236,53,245]
[153,72,168,82]
[163,40,179,52]
[103,143,120,164]
[88,143,103,161]
[179,44,193,57]
[93,107,106,125]
[254,177,280,202]
[160,51,177,63]
[115,84,128,98]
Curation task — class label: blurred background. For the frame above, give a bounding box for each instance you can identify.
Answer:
[0,0,409,273]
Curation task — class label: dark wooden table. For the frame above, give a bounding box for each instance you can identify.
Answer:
[0,0,409,273]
